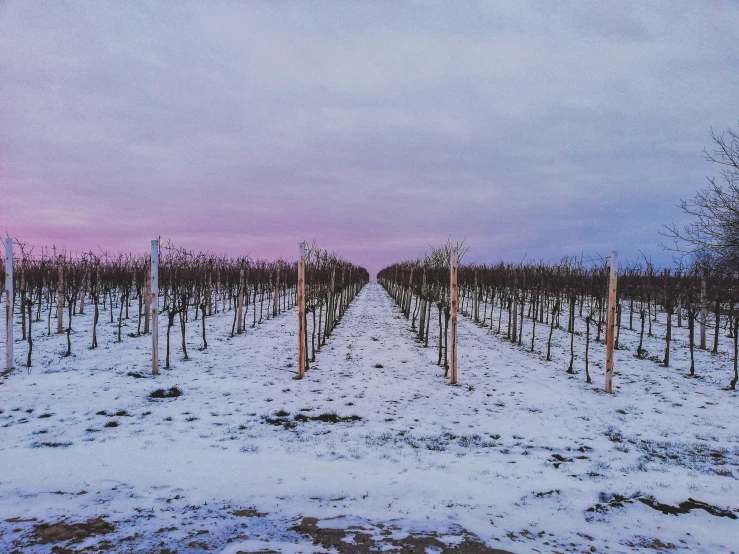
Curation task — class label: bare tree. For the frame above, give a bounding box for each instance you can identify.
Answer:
[663,123,739,271]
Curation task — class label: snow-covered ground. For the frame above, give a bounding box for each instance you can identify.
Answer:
[1,282,737,553]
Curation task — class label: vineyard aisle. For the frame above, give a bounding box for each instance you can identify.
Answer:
[0,283,736,552]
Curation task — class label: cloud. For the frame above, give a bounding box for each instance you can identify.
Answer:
[1,0,738,276]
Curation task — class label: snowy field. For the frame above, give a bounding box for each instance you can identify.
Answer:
[1,282,738,553]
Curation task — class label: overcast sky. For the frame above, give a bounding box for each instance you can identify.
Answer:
[1,1,738,276]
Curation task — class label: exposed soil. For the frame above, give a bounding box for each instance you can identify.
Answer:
[289,516,515,553]
[149,387,182,399]
[638,496,737,519]
[264,411,362,429]
[31,517,114,544]
[233,509,268,518]
[587,492,737,520]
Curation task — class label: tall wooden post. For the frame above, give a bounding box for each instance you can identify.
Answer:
[216,270,221,314]
[56,255,64,334]
[297,243,306,378]
[511,277,518,343]
[5,238,14,371]
[207,271,213,316]
[405,268,413,318]
[273,267,280,317]
[700,276,707,350]
[144,260,151,334]
[237,268,245,334]
[474,270,479,322]
[605,251,618,394]
[79,268,87,315]
[450,247,458,385]
[151,240,159,375]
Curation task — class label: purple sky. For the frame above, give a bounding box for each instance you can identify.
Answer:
[1,1,738,277]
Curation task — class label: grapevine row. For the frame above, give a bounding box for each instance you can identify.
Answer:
[1,239,368,374]
[379,248,739,390]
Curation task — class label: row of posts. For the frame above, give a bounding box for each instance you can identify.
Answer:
[6,239,299,378]
[397,248,617,391]
[447,249,617,391]
[2,241,619,394]
[453,250,617,391]
[2,239,161,375]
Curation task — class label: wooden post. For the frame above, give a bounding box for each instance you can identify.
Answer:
[273,267,280,317]
[5,238,14,371]
[207,271,213,316]
[474,270,479,322]
[329,267,336,334]
[151,240,159,375]
[56,255,64,334]
[450,247,458,385]
[237,268,244,334]
[605,251,618,394]
[20,266,25,339]
[216,270,221,314]
[297,243,306,379]
[144,261,151,334]
[511,277,518,343]
[700,276,707,350]
[405,268,413,318]
[79,268,87,315]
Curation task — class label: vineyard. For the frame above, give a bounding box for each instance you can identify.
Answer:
[5,0,739,550]
[379,244,739,391]
[2,239,368,375]
[1,239,738,553]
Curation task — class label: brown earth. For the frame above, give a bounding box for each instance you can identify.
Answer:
[31,517,114,545]
[281,516,516,554]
